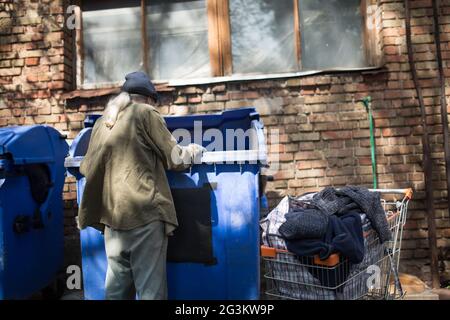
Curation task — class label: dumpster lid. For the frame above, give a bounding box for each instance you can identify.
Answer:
[0,126,61,164]
[65,107,267,168]
[164,107,259,130]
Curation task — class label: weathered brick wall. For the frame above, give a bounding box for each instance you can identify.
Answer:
[0,0,81,267]
[1,0,450,284]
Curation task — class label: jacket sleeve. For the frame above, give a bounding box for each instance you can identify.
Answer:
[80,120,102,177]
[141,106,194,171]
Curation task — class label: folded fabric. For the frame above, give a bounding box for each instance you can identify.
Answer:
[311,186,391,243]
[311,186,352,215]
[284,212,365,264]
[337,186,391,242]
[278,208,328,240]
[336,201,360,215]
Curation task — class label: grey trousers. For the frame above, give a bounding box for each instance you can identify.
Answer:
[104,220,168,300]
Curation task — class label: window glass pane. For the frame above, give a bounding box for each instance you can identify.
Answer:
[229,0,297,75]
[82,0,142,84]
[299,0,365,70]
[147,0,210,80]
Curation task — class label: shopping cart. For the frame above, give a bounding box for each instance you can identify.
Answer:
[261,188,413,300]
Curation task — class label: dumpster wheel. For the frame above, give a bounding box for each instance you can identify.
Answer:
[41,275,66,300]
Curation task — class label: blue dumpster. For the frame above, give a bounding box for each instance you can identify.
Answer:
[0,125,69,299]
[65,108,266,300]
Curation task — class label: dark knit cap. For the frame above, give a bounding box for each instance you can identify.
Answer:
[121,71,159,102]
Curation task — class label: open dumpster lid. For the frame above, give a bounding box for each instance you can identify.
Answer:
[164,107,260,130]
[65,108,267,168]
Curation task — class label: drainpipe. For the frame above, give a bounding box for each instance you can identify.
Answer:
[432,0,450,218]
[405,0,440,289]
[362,96,378,189]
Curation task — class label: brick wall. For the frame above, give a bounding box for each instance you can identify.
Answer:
[1,0,450,284]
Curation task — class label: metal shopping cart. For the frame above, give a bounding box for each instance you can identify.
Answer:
[261,188,413,300]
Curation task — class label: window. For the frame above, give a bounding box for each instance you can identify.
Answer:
[82,1,142,84]
[78,0,378,85]
[147,0,211,79]
[298,0,366,70]
[229,0,298,75]
[81,0,209,84]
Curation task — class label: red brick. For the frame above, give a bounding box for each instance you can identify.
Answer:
[244,91,260,99]
[294,151,322,161]
[47,81,64,89]
[188,95,202,104]
[212,85,226,93]
[321,131,352,140]
[382,127,412,137]
[26,73,38,82]
[297,169,325,179]
[174,96,187,104]
[273,170,295,180]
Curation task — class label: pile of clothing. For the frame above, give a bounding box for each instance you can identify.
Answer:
[260,186,390,300]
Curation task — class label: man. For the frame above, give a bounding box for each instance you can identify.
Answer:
[78,71,205,300]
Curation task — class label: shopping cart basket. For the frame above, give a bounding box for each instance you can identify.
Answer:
[261,188,413,300]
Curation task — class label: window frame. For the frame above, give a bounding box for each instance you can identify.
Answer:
[74,0,380,89]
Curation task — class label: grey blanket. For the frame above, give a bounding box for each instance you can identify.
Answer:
[311,186,391,242]
[278,209,328,240]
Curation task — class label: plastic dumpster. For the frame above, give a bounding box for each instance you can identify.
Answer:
[0,125,69,299]
[65,107,267,300]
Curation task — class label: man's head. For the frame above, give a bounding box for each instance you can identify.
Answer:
[121,71,159,104]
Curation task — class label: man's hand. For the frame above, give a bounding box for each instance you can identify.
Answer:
[187,143,207,164]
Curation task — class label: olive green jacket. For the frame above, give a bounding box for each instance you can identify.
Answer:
[78,102,192,235]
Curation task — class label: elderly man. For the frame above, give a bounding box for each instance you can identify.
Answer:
[78,71,205,300]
